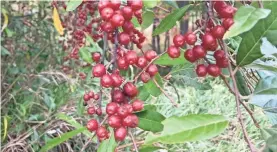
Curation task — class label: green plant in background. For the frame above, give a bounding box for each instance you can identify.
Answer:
[1,1,277,152]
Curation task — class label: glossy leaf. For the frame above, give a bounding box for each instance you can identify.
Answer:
[66,0,82,12]
[236,2,277,66]
[154,51,188,66]
[152,5,190,36]
[137,86,150,101]
[144,74,163,97]
[235,71,250,96]
[142,11,154,29]
[40,127,86,152]
[97,132,117,152]
[135,105,165,133]
[224,6,271,39]
[79,47,93,63]
[145,114,228,144]
[143,0,160,8]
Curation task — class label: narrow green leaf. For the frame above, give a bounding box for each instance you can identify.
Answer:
[97,132,117,152]
[154,51,187,66]
[131,17,140,27]
[224,6,271,39]
[144,74,163,97]
[145,114,228,144]
[139,145,164,152]
[153,5,190,36]
[142,11,154,29]
[40,127,86,152]
[135,106,165,133]
[236,2,277,66]
[79,47,93,63]
[235,71,250,96]
[56,113,93,138]
[66,0,82,12]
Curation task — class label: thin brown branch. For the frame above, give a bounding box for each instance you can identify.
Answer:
[153,77,178,107]
[219,40,257,152]
[129,131,139,152]
[116,141,144,150]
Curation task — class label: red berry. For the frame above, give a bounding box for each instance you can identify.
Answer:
[125,50,138,65]
[110,0,121,10]
[132,99,144,111]
[173,34,185,47]
[118,32,130,45]
[94,93,100,100]
[101,21,115,33]
[122,21,134,33]
[101,74,114,88]
[111,14,125,27]
[218,5,237,18]
[83,93,90,102]
[213,1,226,12]
[207,64,221,77]
[123,103,133,114]
[167,45,180,58]
[196,64,207,77]
[123,82,138,97]
[121,6,133,20]
[87,107,95,115]
[117,105,129,118]
[192,45,206,59]
[146,64,158,76]
[106,102,119,115]
[122,114,138,128]
[222,18,234,30]
[184,32,197,45]
[98,0,110,12]
[140,72,151,83]
[96,108,102,116]
[144,50,157,61]
[96,126,108,138]
[130,0,142,11]
[112,89,125,103]
[216,57,229,68]
[88,91,94,99]
[114,127,127,141]
[117,57,129,70]
[93,64,106,77]
[211,25,226,39]
[214,50,225,60]
[92,52,101,63]
[100,7,114,21]
[111,73,123,87]
[202,33,218,51]
[108,115,122,128]
[87,119,98,131]
[136,56,148,68]
[184,49,196,63]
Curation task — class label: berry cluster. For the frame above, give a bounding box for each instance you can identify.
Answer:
[167,1,235,77]
[99,0,145,48]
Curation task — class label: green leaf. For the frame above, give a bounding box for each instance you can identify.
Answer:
[135,105,165,133]
[144,74,163,97]
[247,60,277,74]
[97,132,117,152]
[131,17,140,27]
[40,127,86,152]
[143,0,160,8]
[235,70,250,96]
[261,127,277,141]
[236,2,277,66]
[1,46,10,56]
[56,113,93,138]
[251,76,277,124]
[79,47,93,63]
[224,6,271,39]
[265,30,277,45]
[152,5,190,36]
[264,134,277,152]
[142,11,154,29]
[139,145,164,152]
[66,0,82,12]
[144,114,228,144]
[85,34,103,54]
[154,51,187,66]
[137,86,150,101]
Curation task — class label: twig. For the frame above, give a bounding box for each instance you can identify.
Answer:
[258,0,264,8]
[219,40,257,152]
[116,141,144,150]
[153,78,178,107]
[129,131,139,152]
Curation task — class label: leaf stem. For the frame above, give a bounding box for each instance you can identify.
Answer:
[129,131,139,152]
